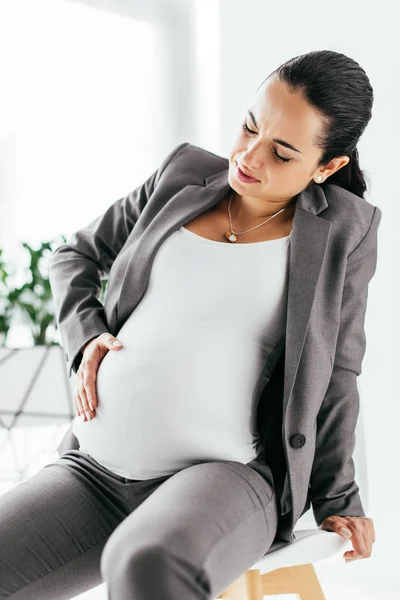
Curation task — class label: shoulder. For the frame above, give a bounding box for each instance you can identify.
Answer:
[156,142,228,188]
[321,183,382,254]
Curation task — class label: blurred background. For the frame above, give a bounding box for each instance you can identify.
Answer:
[0,0,398,598]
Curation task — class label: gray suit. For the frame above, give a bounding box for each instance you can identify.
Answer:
[49,141,382,543]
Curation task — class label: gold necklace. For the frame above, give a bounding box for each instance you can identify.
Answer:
[224,190,287,243]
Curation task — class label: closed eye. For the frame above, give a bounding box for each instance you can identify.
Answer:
[242,123,292,164]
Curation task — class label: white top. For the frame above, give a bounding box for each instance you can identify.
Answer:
[73,225,291,479]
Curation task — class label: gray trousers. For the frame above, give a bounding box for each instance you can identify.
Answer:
[0,449,279,599]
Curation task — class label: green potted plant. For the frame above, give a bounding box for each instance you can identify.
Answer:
[0,237,110,483]
[0,237,108,347]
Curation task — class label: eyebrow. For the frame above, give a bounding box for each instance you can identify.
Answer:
[247,109,302,154]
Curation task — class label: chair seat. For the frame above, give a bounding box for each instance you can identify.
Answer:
[252,528,352,574]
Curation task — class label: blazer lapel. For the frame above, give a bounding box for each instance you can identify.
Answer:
[116,166,332,424]
[116,171,231,323]
[283,203,331,422]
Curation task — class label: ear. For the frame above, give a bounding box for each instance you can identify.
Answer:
[318,155,350,180]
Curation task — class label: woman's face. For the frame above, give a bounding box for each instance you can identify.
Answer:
[228,76,349,211]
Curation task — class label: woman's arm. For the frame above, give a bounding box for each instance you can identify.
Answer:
[49,142,189,377]
[309,204,382,526]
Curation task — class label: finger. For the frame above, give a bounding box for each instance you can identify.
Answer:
[77,372,92,421]
[107,335,123,349]
[343,522,368,561]
[370,519,376,545]
[80,384,93,421]
[346,518,374,561]
[73,390,82,417]
[78,354,96,412]
[82,365,97,411]
[360,519,375,559]
[74,371,86,417]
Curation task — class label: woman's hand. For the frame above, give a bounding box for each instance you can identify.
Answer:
[319,515,375,562]
[74,332,124,421]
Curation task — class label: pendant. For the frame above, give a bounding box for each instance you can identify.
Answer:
[225,231,237,243]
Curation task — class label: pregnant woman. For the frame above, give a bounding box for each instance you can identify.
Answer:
[0,49,379,599]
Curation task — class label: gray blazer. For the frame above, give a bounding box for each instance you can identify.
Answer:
[49,141,382,544]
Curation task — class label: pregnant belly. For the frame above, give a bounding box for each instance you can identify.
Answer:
[72,345,158,453]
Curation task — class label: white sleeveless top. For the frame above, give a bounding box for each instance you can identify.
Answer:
[73,225,291,479]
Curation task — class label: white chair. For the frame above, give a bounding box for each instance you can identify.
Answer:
[217,395,369,600]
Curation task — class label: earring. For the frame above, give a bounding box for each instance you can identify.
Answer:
[315,175,323,183]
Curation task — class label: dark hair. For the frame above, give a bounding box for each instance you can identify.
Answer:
[259,50,374,199]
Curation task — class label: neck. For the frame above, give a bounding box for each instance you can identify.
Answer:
[230,191,296,223]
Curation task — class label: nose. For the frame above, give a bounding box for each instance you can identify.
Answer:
[240,157,262,178]
[242,144,263,171]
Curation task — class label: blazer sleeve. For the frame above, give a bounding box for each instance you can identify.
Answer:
[49,142,189,379]
[309,204,382,527]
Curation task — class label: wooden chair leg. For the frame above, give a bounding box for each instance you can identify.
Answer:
[217,568,263,600]
[287,564,325,600]
[217,563,325,600]
[218,572,247,600]
[260,563,326,600]
[244,569,264,599]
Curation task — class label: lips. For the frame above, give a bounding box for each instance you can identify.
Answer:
[236,163,260,183]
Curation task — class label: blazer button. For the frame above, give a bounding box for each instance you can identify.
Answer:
[290,433,306,448]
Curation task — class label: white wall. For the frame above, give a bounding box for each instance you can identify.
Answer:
[0,0,207,349]
[0,0,203,267]
[217,0,399,589]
